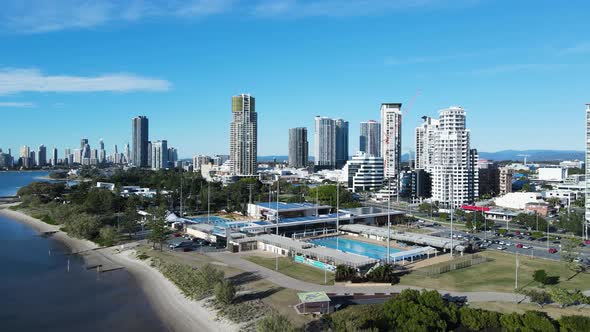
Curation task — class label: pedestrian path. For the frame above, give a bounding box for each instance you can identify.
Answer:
[207,252,529,303]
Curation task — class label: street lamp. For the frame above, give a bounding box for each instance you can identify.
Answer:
[276,177,280,271]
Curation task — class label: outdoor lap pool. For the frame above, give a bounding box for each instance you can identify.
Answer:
[309,237,401,260]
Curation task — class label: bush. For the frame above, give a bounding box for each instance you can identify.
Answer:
[214,279,236,306]
[459,307,501,330]
[366,264,400,284]
[335,265,357,282]
[329,304,386,332]
[153,261,224,300]
[520,289,551,307]
[256,311,299,332]
[559,315,590,332]
[98,226,118,246]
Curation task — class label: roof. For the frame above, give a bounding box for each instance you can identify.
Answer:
[254,202,330,211]
[341,206,404,216]
[298,292,331,303]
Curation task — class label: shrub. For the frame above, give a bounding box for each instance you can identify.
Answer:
[459,307,501,331]
[329,304,386,332]
[520,289,551,307]
[335,265,357,282]
[98,226,118,247]
[559,315,590,332]
[521,311,557,332]
[366,264,400,284]
[256,311,299,332]
[214,279,236,306]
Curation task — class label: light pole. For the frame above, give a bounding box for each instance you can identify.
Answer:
[515,250,519,290]
[276,177,280,271]
[336,181,340,250]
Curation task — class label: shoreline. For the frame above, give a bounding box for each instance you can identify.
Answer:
[0,206,238,332]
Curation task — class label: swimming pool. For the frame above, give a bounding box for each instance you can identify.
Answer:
[309,237,400,260]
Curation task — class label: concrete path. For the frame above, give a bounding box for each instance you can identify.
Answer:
[207,252,529,304]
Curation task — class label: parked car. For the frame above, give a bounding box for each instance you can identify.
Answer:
[522,245,532,249]
[548,248,558,254]
[516,243,524,248]
[497,246,506,250]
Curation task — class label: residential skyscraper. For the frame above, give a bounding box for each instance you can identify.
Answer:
[360,120,381,157]
[288,127,308,168]
[124,143,130,164]
[229,94,257,175]
[335,119,349,168]
[151,140,168,170]
[37,145,47,166]
[431,106,479,208]
[381,103,402,185]
[314,116,336,169]
[20,145,31,168]
[51,147,58,166]
[585,104,590,240]
[415,116,440,173]
[132,116,149,167]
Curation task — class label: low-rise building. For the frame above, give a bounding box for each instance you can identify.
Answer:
[96,182,116,191]
[537,167,568,182]
[342,153,384,193]
[494,192,543,210]
[525,202,552,217]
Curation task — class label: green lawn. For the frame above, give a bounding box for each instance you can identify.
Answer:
[400,251,590,293]
[245,255,334,285]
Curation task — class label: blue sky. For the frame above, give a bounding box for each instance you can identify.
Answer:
[0,0,589,159]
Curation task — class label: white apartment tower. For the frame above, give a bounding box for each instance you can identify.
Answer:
[431,106,479,208]
[315,116,337,169]
[230,94,258,175]
[585,104,590,240]
[343,153,384,193]
[381,103,402,187]
[151,140,168,170]
[415,116,440,172]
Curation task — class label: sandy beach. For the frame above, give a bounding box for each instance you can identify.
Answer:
[0,206,238,332]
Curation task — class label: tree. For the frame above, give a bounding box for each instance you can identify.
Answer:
[214,279,236,306]
[418,202,438,215]
[549,287,586,308]
[559,315,590,332]
[533,269,548,285]
[459,307,501,330]
[556,212,584,236]
[147,206,167,250]
[547,197,562,209]
[520,289,551,308]
[256,311,299,332]
[98,226,118,246]
[561,238,587,280]
[335,265,357,282]
[366,264,400,284]
[382,289,449,331]
[520,311,557,332]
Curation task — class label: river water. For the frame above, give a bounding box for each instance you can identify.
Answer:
[0,171,165,332]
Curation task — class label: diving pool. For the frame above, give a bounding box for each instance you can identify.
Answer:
[309,237,400,260]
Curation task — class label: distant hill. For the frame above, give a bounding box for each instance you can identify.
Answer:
[260,150,584,163]
[402,150,584,162]
[477,150,584,162]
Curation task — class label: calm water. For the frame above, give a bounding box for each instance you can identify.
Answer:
[310,237,401,260]
[0,172,165,332]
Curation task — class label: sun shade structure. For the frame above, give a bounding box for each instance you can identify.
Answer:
[298,292,331,303]
[340,224,468,252]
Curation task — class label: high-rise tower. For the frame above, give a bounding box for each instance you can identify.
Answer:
[381,103,402,184]
[289,127,308,168]
[360,120,381,157]
[132,116,149,167]
[230,94,257,175]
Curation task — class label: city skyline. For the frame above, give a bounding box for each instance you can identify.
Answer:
[0,1,589,157]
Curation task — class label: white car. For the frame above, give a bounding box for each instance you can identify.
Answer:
[498,241,505,245]
[505,242,513,246]
[522,245,532,249]
[497,246,506,250]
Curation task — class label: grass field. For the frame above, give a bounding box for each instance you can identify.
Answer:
[400,251,590,293]
[245,255,335,285]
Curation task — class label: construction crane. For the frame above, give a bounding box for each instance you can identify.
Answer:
[517,154,530,166]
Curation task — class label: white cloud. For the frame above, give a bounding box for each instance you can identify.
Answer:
[469,63,567,75]
[0,101,36,107]
[0,68,171,95]
[253,0,475,17]
[0,0,236,33]
[0,0,479,32]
